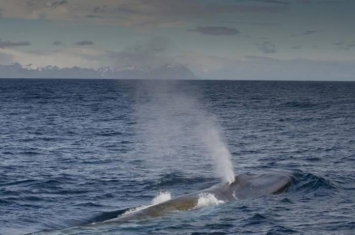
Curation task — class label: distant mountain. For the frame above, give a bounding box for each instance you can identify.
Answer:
[0,63,198,79]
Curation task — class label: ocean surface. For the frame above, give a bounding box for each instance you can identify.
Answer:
[1,79,355,235]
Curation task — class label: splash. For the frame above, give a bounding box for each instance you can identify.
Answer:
[121,191,172,216]
[195,193,225,208]
[151,191,172,205]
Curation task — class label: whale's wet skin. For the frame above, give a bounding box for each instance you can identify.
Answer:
[28,172,292,234]
[91,172,291,225]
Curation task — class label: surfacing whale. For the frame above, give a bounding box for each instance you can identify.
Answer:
[101,172,291,224]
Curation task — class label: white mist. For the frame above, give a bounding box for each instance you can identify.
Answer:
[134,81,235,183]
[199,122,235,184]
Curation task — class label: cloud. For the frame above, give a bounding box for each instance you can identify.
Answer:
[292,45,302,49]
[243,0,289,4]
[314,0,346,4]
[0,47,104,69]
[263,0,288,4]
[334,39,355,50]
[337,42,355,51]
[1,46,355,81]
[175,52,239,74]
[290,30,317,37]
[334,41,344,46]
[0,38,173,70]
[53,41,64,46]
[0,39,30,48]
[172,53,355,81]
[74,40,94,46]
[106,37,174,68]
[0,0,286,27]
[123,37,171,55]
[192,26,240,36]
[257,41,277,54]
[52,0,68,7]
[302,30,317,35]
[241,56,355,81]
[296,0,311,3]
[0,51,14,64]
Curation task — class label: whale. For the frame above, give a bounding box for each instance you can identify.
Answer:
[26,172,291,234]
[100,172,291,224]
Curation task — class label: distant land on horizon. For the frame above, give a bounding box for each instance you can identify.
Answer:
[0,63,198,80]
[1,62,354,81]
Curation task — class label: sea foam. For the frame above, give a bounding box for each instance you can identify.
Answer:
[195,193,225,208]
[121,191,172,216]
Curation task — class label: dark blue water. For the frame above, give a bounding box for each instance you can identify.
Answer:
[1,79,355,235]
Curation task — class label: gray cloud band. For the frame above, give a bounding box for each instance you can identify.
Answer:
[74,41,94,46]
[0,40,30,48]
[0,0,285,27]
[192,26,240,36]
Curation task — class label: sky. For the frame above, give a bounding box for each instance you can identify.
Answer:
[0,0,354,80]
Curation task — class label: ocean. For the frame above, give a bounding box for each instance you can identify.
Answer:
[1,79,354,235]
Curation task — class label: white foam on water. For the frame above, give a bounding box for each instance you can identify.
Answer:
[121,191,172,217]
[195,193,225,208]
[151,191,172,205]
[121,205,150,217]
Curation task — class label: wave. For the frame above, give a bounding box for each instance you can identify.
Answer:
[282,100,322,109]
[290,170,337,196]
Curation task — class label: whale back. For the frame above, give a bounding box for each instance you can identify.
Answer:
[230,172,291,199]
[202,172,291,201]
[103,172,291,224]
